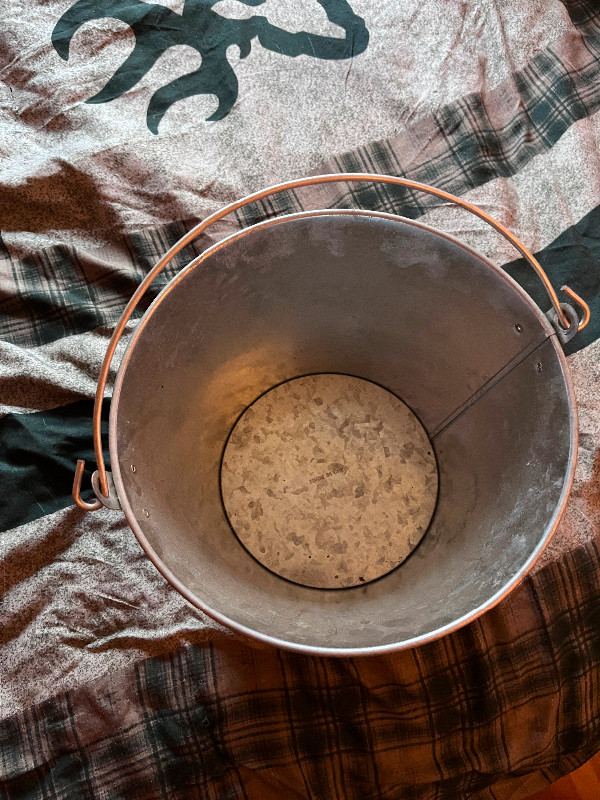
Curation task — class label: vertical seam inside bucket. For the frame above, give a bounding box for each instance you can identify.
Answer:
[430,335,553,439]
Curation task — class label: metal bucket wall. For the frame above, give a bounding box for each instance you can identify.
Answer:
[110,212,576,655]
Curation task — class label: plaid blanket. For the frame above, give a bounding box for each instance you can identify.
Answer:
[1,1,600,798]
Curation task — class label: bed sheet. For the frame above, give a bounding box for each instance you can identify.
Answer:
[1,1,600,798]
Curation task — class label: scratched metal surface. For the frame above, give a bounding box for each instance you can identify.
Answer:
[221,374,438,588]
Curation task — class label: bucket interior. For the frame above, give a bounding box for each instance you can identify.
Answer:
[110,213,575,653]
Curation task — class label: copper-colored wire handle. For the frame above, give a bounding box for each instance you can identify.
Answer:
[562,285,591,329]
[73,173,590,510]
[73,459,103,511]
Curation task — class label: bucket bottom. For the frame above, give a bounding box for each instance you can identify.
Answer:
[220,374,439,589]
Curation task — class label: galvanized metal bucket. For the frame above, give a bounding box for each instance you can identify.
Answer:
[74,174,590,656]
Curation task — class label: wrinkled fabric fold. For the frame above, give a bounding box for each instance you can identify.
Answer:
[1,1,599,799]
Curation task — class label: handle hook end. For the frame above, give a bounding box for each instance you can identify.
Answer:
[561,285,590,332]
[73,459,103,512]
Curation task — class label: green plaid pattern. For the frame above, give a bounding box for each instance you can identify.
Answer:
[239,11,600,224]
[0,221,210,349]
[563,0,600,31]
[1,538,600,800]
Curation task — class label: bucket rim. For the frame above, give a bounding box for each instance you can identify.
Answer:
[108,208,578,656]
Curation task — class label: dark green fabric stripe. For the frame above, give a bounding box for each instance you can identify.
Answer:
[1,205,598,533]
[502,204,600,356]
[0,399,110,533]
